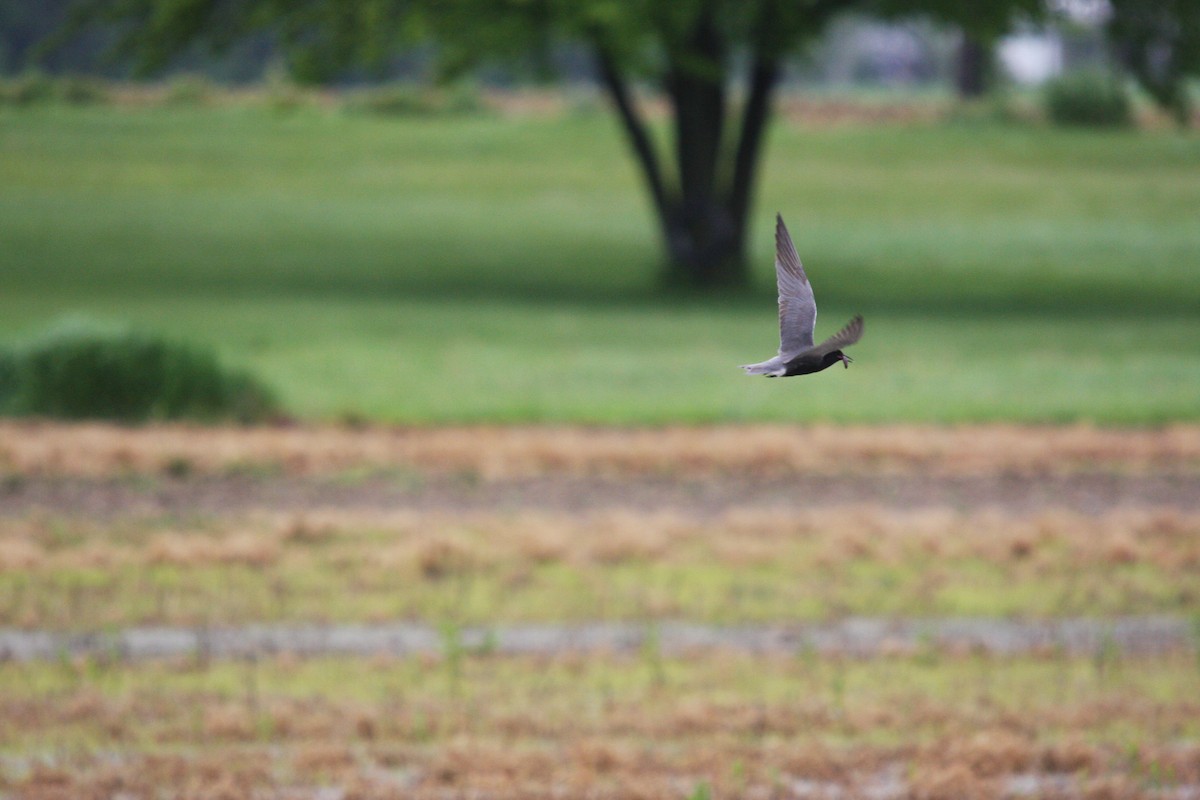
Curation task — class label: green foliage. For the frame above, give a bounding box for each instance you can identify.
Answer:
[873,0,1044,41]
[1044,71,1133,128]
[1107,0,1200,126]
[0,318,279,423]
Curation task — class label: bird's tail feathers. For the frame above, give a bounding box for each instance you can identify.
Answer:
[741,359,784,376]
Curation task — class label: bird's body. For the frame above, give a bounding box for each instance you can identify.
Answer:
[741,215,863,378]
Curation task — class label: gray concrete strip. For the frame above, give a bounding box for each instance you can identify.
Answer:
[0,616,1191,663]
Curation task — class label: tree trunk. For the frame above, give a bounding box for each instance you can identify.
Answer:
[660,203,745,289]
[728,56,781,260]
[659,10,745,288]
[955,33,989,99]
[588,7,784,290]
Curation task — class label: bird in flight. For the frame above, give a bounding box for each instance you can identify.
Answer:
[741,214,863,378]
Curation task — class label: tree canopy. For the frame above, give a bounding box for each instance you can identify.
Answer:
[1108,0,1200,125]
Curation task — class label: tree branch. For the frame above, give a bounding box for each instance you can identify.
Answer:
[727,53,780,246]
[723,0,787,247]
[591,38,674,228]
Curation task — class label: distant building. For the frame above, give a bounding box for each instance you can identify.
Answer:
[999,31,1064,85]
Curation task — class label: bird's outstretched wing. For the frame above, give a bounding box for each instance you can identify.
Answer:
[775,214,817,359]
[805,315,864,358]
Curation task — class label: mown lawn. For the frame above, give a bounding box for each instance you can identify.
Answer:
[1,104,1198,423]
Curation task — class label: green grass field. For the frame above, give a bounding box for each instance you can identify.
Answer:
[1,104,1198,423]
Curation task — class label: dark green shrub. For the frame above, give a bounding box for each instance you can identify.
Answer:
[1044,70,1133,128]
[1,319,279,423]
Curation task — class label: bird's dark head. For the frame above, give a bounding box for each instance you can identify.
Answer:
[823,350,853,369]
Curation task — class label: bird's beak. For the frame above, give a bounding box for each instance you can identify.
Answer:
[840,354,853,369]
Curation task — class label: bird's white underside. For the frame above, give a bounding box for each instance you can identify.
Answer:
[739,357,787,376]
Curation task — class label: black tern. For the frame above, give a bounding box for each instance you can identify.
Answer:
[741,214,863,378]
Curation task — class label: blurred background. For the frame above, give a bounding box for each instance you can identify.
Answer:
[0,0,1197,425]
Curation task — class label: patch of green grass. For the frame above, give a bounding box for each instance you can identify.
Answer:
[1,106,1198,422]
[0,650,1195,750]
[2,544,1192,631]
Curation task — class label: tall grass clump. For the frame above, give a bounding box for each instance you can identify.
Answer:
[1044,70,1133,128]
[0,318,279,423]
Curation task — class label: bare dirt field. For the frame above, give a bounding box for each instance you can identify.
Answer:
[4,422,1198,478]
[2,423,1199,799]
[3,421,1199,517]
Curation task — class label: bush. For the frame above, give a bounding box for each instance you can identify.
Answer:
[0,319,280,423]
[1044,71,1133,128]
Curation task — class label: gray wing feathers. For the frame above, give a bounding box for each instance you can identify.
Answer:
[807,315,864,357]
[774,214,816,358]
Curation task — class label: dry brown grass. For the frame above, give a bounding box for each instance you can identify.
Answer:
[10,504,1196,573]
[2,423,1193,796]
[491,87,952,127]
[1,651,1197,799]
[201,705,256,740]
[0,537,45,571]
[2,503,1198,628]
[385,533,480,580]
[2,422,1197,479]
[143,530,282,569]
